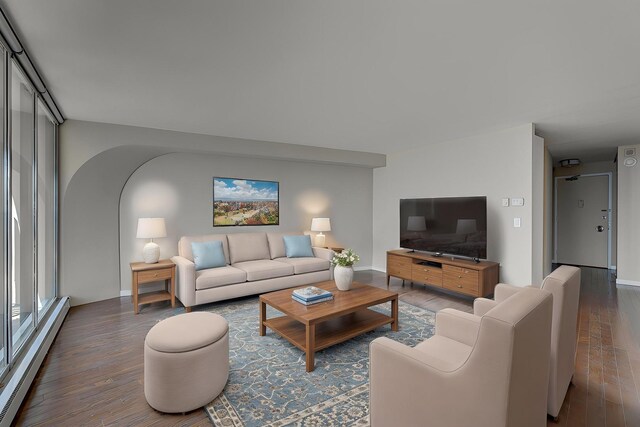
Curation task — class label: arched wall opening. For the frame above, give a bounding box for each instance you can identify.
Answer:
[60,120,383,306]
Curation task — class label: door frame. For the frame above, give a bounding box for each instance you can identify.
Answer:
[553,172,613,269]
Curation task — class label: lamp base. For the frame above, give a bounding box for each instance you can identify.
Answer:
[315,233,326,247]
[143,241,160,263]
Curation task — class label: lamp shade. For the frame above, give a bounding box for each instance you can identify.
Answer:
[136,218,167,239]
[406,216,427,231]
[310,217,331,232]
[456,219,477,235]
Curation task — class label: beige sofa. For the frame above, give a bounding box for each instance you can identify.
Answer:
[171,232,334,311]
[474,265,581,419]
[370,287,553,427]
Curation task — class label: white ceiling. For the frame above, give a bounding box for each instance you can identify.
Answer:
[3,0,640,161]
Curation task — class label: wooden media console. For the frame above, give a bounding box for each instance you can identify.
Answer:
[386,249,499,298]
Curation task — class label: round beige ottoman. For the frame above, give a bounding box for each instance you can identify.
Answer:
[144,312,229,413]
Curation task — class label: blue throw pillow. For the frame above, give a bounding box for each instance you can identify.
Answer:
[191,240,226,271]
[283,235,315,258]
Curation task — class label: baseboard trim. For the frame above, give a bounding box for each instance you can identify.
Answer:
[354,266,387,272]
[616,278,640,287]
[551,261,617,271]
[0,297,70,426]
[120,290,132,297]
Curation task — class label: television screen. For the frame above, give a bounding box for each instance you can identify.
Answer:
[400,196,487,259]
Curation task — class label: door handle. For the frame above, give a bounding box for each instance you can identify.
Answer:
[596,225,605,232]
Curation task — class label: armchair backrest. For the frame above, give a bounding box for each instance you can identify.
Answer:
[539,265,581,415]
[480,288,553,427]
[369,287,553,427]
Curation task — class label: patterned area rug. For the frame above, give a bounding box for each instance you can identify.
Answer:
[188,296,435,426]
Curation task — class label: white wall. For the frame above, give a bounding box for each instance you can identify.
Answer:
[543,148,553,277]
[617,144,640,285]
[60,145,167,305]
[119,152,373,293]
[60,120,385,199]
[61,118,548,304]
[60,120,383,305]
[372,124,542,286]
[531,135,545,284]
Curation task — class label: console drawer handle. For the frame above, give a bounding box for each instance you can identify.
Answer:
[457,285,463,288]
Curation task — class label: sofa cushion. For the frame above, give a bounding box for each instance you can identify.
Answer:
[414,335,472,371]
[195,266,247,290]
[179,234,229,264]
[232,259,294,281]
[227,233,270,264]
[267,232,302,259]
[274,257,330,275]
[191,240,226,271]
[283,235,315,258]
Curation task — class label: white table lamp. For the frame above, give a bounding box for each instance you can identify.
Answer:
[137,218,167,263]
[311,217,331,247]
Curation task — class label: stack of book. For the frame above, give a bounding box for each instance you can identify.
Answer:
[292,286,334,305]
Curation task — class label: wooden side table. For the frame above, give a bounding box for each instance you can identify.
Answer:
[325,247,344,253]
[130,259,176,314]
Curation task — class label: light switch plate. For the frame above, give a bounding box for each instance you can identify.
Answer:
[511,197,525,207]
[514,218,521,228]
[502,198,510,207]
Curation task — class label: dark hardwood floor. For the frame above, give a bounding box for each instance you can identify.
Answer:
[14,268,640,426]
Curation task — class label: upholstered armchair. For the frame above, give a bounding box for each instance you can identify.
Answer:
[370,288,553,427]
[474,265,581,419]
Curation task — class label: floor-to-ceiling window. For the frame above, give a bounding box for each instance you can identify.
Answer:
[10,61,35,354]
[36,100,56,315]
[0,48,59,378]
[0,46,5,373]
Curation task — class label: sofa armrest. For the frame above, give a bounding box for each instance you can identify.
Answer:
[473,298,498,316]
[312,247,335,279]
[494,283,525,303]
[312,246,335,261]
[171,256,196,309]
[435,309,481,347]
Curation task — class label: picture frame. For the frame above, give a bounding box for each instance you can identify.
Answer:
[213,177,280,226]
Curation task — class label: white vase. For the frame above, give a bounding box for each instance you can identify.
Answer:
[334,265,354,291]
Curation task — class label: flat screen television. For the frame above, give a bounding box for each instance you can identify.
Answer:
[400,196,487,259]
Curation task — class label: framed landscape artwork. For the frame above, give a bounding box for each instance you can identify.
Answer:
[213,177,279,226]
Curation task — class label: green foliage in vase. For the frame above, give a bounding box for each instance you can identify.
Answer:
[330,248,360,267]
